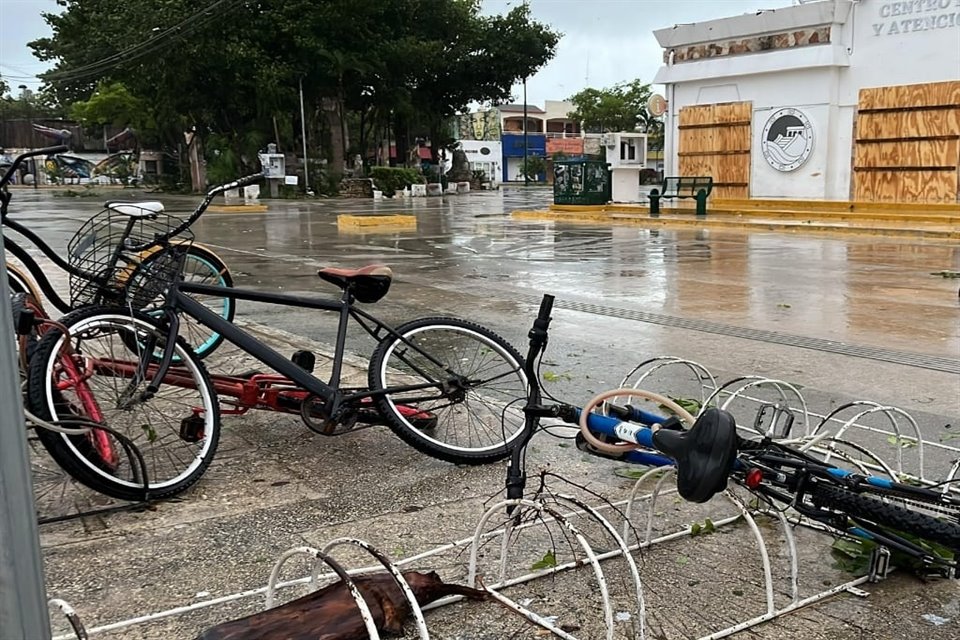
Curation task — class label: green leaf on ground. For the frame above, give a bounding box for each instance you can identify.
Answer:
[690,517,717,537]
[659,396,702,417]
[531,550,557,570]
[930,270,960,279]
[886,435,918,448]
[542,371,572,382]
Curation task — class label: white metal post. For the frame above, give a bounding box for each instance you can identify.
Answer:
[0,235,52,638]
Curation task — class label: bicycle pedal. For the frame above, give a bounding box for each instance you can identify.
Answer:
[291,350,315,373]
[179,414,206,443]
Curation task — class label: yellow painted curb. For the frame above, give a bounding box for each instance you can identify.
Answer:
[207,204,269,213]
[714,198,960,214]
[512,210,960,241]
[337,214,417,228]
[546,203,959,224]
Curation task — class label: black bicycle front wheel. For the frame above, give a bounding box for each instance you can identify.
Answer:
[812,483,960,549]
[368,317,527,464]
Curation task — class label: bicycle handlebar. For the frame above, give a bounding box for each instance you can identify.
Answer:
[205,172,264,198]
[0,145,70,190]
[125,172,265,251]
[506,294,556,506]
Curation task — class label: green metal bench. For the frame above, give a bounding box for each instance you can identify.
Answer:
[649,176,714,216]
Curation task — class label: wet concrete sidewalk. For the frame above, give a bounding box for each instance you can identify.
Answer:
[33,319,960,640]
[6,185,958,638]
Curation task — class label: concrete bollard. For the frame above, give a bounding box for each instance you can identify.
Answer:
[223,188,242,205]
[456,181,470,194]
[243,185,260,205]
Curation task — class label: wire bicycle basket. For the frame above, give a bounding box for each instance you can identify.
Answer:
[67,208,194,309]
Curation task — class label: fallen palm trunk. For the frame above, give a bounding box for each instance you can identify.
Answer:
[196,570,486,640]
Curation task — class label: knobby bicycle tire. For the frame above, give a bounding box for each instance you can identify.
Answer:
[28,305,221,501]
[812,483,960,549]
[368,316,527,464]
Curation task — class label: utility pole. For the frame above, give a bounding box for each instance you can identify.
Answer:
[523,77,529,187]
[299,78,310,195]
[0,243,52,639]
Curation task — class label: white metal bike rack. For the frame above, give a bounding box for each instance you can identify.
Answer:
[48,358,958,640]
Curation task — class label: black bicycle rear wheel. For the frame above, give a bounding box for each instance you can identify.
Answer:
[812,483,960,549]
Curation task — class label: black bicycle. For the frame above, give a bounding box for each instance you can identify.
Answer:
[507,294,960,576]
[2,145,245,360]
[24,257,529,500]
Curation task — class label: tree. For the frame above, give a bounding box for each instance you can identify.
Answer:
[29,0,559,189]
[568,79,656,133]
[70,81,147,129]
[521,156,546,182]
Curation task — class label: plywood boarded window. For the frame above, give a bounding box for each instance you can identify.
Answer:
[854,81,960,204]
[678,102,751,200]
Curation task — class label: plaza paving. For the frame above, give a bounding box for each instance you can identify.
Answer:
[5,185,958,638]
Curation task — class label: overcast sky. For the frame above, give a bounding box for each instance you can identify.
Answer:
[2,0,794,102]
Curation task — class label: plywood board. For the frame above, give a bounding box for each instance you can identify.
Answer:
[679,105,714,127]
[713,102,752,124]
[854,139,959,168]
[677,101,752,199]
[857,110,960,140]
[855,169,957,203]
[679,154,750,185]
[854,81,960,203]
[859,81,960,110]
[711,185,749,199]
[679,125,750,153]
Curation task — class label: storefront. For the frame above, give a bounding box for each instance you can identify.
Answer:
[653,0,960,202]
[501,133,547,182]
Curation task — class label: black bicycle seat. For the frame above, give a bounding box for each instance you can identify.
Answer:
[652,407,738,503]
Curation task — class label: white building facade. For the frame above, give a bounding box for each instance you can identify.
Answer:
[654,0,960,201]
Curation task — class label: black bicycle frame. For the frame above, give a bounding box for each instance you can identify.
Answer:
[149,279,456,420]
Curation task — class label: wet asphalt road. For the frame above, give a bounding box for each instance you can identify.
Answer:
[5,184,957,416]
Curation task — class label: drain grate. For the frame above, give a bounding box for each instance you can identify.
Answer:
[514,293,960,375]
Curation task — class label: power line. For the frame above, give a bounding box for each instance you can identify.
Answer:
[46,0,237,82]
[44,0,242,83]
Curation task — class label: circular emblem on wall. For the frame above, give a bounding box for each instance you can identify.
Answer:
[761,108,814,172]
[479,146,491,156]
